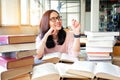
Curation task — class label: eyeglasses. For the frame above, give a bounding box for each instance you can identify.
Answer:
[50,16,62,22]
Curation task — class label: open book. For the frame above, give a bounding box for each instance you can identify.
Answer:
[66,61,120,80]
[31,63,87,80]
[42,52,78,63]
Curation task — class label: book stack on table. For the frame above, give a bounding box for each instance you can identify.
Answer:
[84,31,119,63]
[0,34,37,80]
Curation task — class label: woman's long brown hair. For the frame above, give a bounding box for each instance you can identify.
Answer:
[39,10,66,48]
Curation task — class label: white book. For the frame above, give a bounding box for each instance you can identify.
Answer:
[31,63,87,80]
[66,61,120,80]
[86,47,113,52]
[85,31,119,37]
[86,40,116,47]
[87,55,112,61]
[42,52,78,63]
[87,60,112,63]
[87,36,116,41]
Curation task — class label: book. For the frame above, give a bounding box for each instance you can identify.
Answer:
[2,50,37,59]
[0,43,36,53]
[85,31,119,37]
[87,36,116,41]
[9,73,31,80]
[87,55,112,61]
[0,65,33,80]
[87,52,111,57]
[61,78,89,80]
[86,40,116,47]
[87,53,112,63]
[112,56,120,67]
[0,36,8,45]
[42,52,79,63]
[86,47,113,52]
[16,50,36,59]
[0,34,36,44]
[0,56,34,69]
[66,61,120,80]
[113,46,120,56]
[31,63,88,80]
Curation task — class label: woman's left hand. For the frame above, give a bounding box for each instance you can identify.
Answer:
[71,19,81,35]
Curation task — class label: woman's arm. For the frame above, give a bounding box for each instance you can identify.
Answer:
[35,34,48,58]
[71,19,81,57]
[35,27,57,59]
[72,35,80,52]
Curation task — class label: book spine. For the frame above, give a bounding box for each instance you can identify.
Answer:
[0,36,9,45]
[7,56,34,69]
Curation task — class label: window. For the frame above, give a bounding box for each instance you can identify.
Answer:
[50,0,80,28]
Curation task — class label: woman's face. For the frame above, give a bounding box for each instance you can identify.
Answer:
[49,11,62,30]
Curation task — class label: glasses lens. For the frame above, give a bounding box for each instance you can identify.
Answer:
[50,16,62,22]
[57,16,62,20]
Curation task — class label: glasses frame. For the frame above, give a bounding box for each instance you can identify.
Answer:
[50,16,62,22]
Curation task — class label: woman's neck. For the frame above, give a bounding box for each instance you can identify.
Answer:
[53,30,58,40]
[53,34,58,40]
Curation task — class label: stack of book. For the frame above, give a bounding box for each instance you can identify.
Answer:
[85,31,119,63]
[0,50,35,80]
[0,34,37,80]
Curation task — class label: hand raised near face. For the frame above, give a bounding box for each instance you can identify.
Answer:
[71,19,81,34]
[46,27,57,36]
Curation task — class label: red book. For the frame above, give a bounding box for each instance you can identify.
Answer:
[0,56,34,69]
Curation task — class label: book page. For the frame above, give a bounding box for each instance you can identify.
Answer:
[42,52,61,60]
[66,61,96,78]
[55,63,86,79]
[0,66,6,72]
[31,63,59,80]
[94,62,120,80]
[60,53,78,63]
[0,66,7,80]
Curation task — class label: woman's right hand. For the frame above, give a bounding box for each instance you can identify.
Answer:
[46,27,57,36]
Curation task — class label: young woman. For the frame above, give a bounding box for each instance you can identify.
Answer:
[34,9,81,64]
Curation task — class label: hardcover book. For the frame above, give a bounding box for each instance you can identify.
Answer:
[9,73,31,80]
[0,34,36,44]
[0,36,8,45]
[0,43,36,53]
[0,56,34,69]
[2,50,36,59]
[0,65,32,80]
